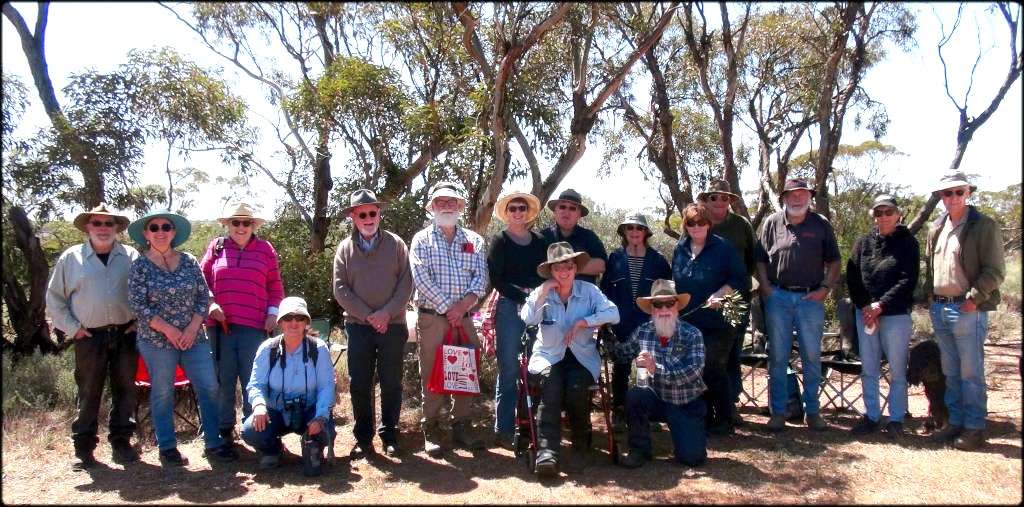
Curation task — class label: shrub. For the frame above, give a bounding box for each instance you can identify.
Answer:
[1,350,77,416]
[1000,252,1021,311]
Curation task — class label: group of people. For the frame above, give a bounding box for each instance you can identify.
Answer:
[46,169,1004,478]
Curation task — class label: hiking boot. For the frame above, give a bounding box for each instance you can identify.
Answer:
[203,443,239,463]
[383,441,401,457]
[805,413,828,432]
[564,434,591,473]
[422,419,444,457]
[851,416,879,436]
[953,429,985,451]
[452,418,484,450]
[534,449,558,478]
[219,427,235,444]
[110,440,140,464]
[159,448,189,468]
[883,421,904,441]
[349,441,375,460]
[72,452,97,472]
[259,453,280,470]
[930,424,963,444]
[618,449,651,469]
[766,414,787,432]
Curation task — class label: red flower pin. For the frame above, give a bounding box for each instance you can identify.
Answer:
[462,242,475,253]
[658,336,669,347]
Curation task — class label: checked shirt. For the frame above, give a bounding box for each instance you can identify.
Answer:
[410,223,488,314]
[617,319,706,406]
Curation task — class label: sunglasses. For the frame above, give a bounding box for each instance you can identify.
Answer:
[650,299,677,309]
[706,194,729,202]
[230,219,252,227]
[507,204,528,213]
[942,189,967,197]
[623,224,646,232]
[90,220,116,228]
[279,314,307,323]
[147,223,175,233]
[685,219,709,228]
[873,208,897,217]
[356,210,378,220]
[557,204,579,212]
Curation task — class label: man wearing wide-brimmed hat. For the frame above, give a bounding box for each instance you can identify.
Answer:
[698,179,755,425]
[924,171,1004,451]
[520,241,619,477]
[46,203,140,471]
[541,188,607,285]
[755,177,841,433]
[332,189,413,458]
[409,181,489,456]
[616,279,707,469]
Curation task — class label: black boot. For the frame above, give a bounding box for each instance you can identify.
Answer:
[565,430,592,473]
[72,436,98,471]
[110,437,140,464]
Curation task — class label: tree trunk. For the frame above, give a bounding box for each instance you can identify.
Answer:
[309,137,332,255]
[1,206,60,360]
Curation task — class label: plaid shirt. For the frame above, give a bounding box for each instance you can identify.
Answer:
[410,224,488,313]
[617,319,706,406]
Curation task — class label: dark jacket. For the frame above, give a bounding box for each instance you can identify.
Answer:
[600,246,671,343]
[672,234,750,332]
[846,225,919,316]
[925,205,1005,311]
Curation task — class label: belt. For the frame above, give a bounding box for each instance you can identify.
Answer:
[933,295,966,304]
[418,307,470,319]
[87,320,135,335]
[776,284,820,293]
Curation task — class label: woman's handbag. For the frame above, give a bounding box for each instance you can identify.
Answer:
[427,323,482,396]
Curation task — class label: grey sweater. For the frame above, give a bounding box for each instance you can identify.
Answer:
[332,230,414,325]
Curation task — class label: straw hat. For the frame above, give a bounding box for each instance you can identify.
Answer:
[536,242,590,279]
[495,191,541,224]
[635,279,692,314]
[217,203,265,228]
[73,203,130,233]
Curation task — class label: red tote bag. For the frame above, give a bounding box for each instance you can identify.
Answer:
[427,324,482,396]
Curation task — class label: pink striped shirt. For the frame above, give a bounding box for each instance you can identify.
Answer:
[200,235,285,330]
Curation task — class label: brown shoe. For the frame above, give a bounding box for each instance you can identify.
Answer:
[766,414,787,432]
[805,413,828,432]
[930,424,963,444]
[953,429,985,451]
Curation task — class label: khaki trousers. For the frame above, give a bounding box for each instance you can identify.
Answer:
[417,312,481,421]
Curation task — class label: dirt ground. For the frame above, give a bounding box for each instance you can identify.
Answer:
[3,334,1021,504]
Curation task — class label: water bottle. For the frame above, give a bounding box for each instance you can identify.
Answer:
[636,366,650,388]
[302,432,324,477]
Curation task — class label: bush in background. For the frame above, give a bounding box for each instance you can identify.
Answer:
[2,350,76,416]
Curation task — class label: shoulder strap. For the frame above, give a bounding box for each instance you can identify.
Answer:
[306,337,319,366]
[214,236,226,258]
[268,336,284,369]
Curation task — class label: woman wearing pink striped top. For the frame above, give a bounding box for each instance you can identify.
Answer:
[200,203,285,445]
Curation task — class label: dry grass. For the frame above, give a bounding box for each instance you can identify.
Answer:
[3,316,1020,505]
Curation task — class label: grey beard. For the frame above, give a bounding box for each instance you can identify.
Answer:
[785,203,809,218]
[434,212,459,227]
[652,314,677,338]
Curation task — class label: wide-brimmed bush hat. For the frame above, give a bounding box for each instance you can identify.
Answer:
[495,191,541,224]
[697,179,740,202]
[616,212,653,239]
[128,209,191,249]
[536,241,590,279]
[277,296,311,323]
[425,181,466,211]
[636,279,691,314]
[73,203,130,233]
[932,171,977,194]
[546,188,590,217]
[218,202,265,228]
[342,189,387,216]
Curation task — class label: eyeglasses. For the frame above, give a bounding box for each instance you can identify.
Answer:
[147,223,175,233]
[706,194,729,202]
[685,219,709,228]
[557,204,579,212]
[873,208,897,217]
[623,224,645,232]
[650,299,676,309]
[356,210,378,220]
[279,314,307,323]
[942,189,967,197]
[507,204,528,213]
[231,219,252,227]
[90,220,115,228]
[434,197,460,209]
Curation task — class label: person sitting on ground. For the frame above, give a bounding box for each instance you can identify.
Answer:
[242,296,336,470]
[618,279,707,469]
[521,242,619,478]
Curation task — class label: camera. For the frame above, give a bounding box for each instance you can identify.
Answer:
[283,396,306,434]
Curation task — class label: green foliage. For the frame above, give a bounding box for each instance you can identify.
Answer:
[1,349,77,416]
[974,183,1022,252]
[1,73,28,145]
[1000,252,1021,311]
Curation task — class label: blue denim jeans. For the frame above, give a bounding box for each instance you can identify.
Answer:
[137,337,225,451]
[930,302,989,430]
[626,387,707,466]
[346,323,408,445]
[241,404,335,455]
[764,287,825,416]
[856,312,911,422]
[493,296,526,436]
[211,323,266,431]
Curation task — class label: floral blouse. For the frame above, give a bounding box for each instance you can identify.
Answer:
[128,252,211,348]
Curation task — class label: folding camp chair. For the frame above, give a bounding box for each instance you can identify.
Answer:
[310,317,347,368]
[819,350,891,417]
[738,326,769,407]
[134,356,201,441]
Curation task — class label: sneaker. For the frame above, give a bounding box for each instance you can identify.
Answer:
[259,453,280,470]
[766,414,787,432]
[72,452,97,472]
[805,413,828,432]
[930,424,964,444]
[883,421,904,440]
[110,440,140,464]
[534,449,558,478]
[618,449,651,469]
[349,441,375,459]
[422,419,444,457]
[850,416,879,436]
[203,443,239,463]
[953,429,985,451]
[159,448,189,468]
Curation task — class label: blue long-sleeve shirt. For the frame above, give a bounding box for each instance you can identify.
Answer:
[247,336,336,426]
[672,234,750,332]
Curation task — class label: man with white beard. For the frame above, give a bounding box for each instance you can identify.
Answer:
[617,279,707,469]
[409,182,489,457]
[755,178,841,433]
